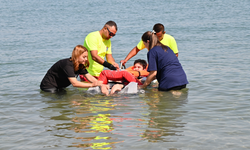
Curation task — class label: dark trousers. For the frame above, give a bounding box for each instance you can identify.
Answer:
[41,88,66,93]
[158,84,186,91]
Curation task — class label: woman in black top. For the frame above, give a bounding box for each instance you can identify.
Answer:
[40,45,101,93]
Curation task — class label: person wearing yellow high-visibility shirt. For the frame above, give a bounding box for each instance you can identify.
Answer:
[120,23,179,66]
[80,21,119,81]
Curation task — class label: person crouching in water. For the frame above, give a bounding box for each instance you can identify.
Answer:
[40,45,101,93]
[139,31,188,91]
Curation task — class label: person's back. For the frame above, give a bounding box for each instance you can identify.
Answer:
[147,46,188,90]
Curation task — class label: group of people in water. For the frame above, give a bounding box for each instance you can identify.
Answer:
[40,21,188,95]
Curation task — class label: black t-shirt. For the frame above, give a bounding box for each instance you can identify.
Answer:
[40,58,88,89]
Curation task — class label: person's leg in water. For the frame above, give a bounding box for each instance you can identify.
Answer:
[110,84,124,95]
[98,70,136,95]
[100,84,110,96]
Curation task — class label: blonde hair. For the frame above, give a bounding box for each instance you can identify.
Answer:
[70,45,89,72]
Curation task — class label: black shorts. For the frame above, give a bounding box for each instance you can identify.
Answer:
[41,88,66,93]
[158,84,186,91]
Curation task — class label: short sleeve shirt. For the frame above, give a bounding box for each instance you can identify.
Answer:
[84,31,112,76]
[137,34,178,54]
[40,58,88,89]
[147,46,188,90]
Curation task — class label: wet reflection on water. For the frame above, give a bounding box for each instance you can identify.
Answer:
[141,89,188,142]
[41,88,188,149]
[70,96,119,149]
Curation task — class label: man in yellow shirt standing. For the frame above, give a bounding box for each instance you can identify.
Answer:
[80,21,119,81]
[120,23,179,66]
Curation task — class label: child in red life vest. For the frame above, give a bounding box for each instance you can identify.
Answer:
[98,59,148,95]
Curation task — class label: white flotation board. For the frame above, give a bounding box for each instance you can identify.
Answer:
[87,82,144,95]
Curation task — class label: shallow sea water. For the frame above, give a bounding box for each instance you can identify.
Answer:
[1,0,250,149]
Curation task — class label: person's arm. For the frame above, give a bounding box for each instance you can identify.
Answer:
[139,71,157,89]
[106,54,119,69]
[170,36,178,57]
[120,46,140,66]
[68,77,99,88]
[90,50,105,65]
[84,73,98,83]
[90,50,117,70]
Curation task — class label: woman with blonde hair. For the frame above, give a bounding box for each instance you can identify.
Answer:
[139,31,188,91]
[40,45,101,93]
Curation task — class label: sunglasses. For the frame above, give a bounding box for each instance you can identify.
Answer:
[106,27,116,37]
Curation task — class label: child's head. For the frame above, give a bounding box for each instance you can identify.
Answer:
[133,59,147,71]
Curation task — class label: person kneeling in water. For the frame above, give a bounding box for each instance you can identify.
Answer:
[98,59,148,95]
[139,31,188,91]
[40,45,101,93]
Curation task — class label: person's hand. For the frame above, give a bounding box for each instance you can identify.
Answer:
[112,62,119,70]
[120,60,127,66]
[100,84,109,90]
[100,84,110,96]
[138,84,146,89]
[110,84,124,95]
[92,81,102,87]
[103,61,117,70]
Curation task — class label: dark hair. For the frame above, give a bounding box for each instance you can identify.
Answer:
[134,59,147,69]
[105,20,118,31]
[153,23,165,33]
[142,31,168,51]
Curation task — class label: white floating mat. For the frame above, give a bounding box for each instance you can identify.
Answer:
[118,82,138,94]
[87,82,144,95]
[86,86,102,95]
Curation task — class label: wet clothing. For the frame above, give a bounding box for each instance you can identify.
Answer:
[137,34,178,54]
[147,46,188,91]
[40,58,88,92]
[98,70,142,85]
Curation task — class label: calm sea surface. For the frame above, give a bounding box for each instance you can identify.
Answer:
[1,0,250,149]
